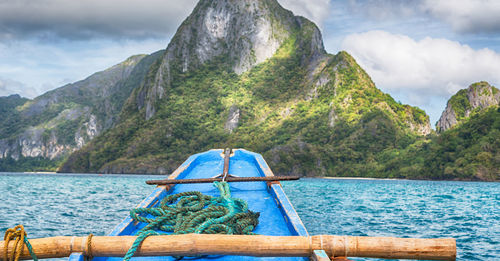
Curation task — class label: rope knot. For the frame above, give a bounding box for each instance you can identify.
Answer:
[3,225,38,261]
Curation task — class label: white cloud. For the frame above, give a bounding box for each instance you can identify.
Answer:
[344,0,500,34]
[422,0,500,34]
[0,0,332,41]
[278,0,331,27]
[0,39,168,98]
[341,30,500,123]
[0,77,35,98]
[0,0,333,100]
[0,0,198,40]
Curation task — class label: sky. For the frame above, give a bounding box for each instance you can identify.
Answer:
[0,0,499,126]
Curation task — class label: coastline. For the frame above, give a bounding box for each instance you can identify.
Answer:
[23,171,57,174]
[318,176,498,182]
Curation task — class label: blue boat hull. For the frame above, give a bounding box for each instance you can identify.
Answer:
[69,149,309,260]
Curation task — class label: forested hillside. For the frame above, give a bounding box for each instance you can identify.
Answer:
[60,0,429,176]
[1,0,497,180]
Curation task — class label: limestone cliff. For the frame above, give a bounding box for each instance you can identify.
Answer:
[2,0,435,176]
[60,0,431,175]
[437,81,499,132]
[0,52,164,166]
[135,0,327,120]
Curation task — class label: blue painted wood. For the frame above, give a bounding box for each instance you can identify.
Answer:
[312,250,330,261]
[69,149,309,261]
[69,253,84,261]
[313,250,329,258]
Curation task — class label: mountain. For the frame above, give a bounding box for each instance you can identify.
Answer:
[430,82,499,180]
[137,0,326,121]
[388,106,499,181]
[0,51,164,171]
[60,0,430,176]
[437,81,499,132]
[376,83,499,181]
[2,0,495,179]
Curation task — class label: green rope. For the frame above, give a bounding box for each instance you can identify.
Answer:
[124,181,259,260]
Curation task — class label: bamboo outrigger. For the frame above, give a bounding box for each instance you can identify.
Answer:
[2,149,456,261]
[1,234,456,260]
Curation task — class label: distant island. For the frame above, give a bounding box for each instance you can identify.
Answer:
[0,0,498,181]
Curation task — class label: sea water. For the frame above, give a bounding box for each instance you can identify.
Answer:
[0,173,498,260]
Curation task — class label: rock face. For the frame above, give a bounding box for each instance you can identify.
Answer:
[437,81,500,132]
[0,52,164,165]
[436,105,458,132]
[407,119,432,136]
[4,0,434,175]
[136,0,327,120]
[224,105,240,133]
[173,0,295,74]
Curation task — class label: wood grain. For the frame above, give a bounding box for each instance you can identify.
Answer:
[0,234,456,260]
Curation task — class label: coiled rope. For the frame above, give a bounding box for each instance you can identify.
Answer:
[3,225,38,261]
[124,181,259,261]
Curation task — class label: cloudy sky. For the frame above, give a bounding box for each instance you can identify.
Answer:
[0,0,499,125]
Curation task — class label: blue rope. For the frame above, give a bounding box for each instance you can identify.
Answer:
[123,181,259,261]
[24,238,38,261]
[123,230,158,261]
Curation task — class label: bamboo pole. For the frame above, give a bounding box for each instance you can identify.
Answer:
[145,176,300,185]
[0,234,456,261]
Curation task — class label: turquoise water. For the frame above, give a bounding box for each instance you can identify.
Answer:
[0,173,498,260]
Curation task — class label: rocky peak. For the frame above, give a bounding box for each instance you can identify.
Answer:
[166,0,316,74]
[22,55,146,119]
[140,0,326,120]
[437,81,499,132]
[467,81,500,109]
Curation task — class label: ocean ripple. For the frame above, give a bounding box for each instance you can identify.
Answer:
[0,173,498,260]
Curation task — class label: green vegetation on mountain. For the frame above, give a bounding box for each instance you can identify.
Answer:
[426,107,499,180]
[0,52,164,171]
[437,81,499,132]
[380,107,499,181]
[0,156,62,172]
[60,20,430,176]
[462,81,499,110]
[2,0,497,181]
[448,89,472,121]
[0,95,29,138]
[380,82,500,181]
[0,94,29,115]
